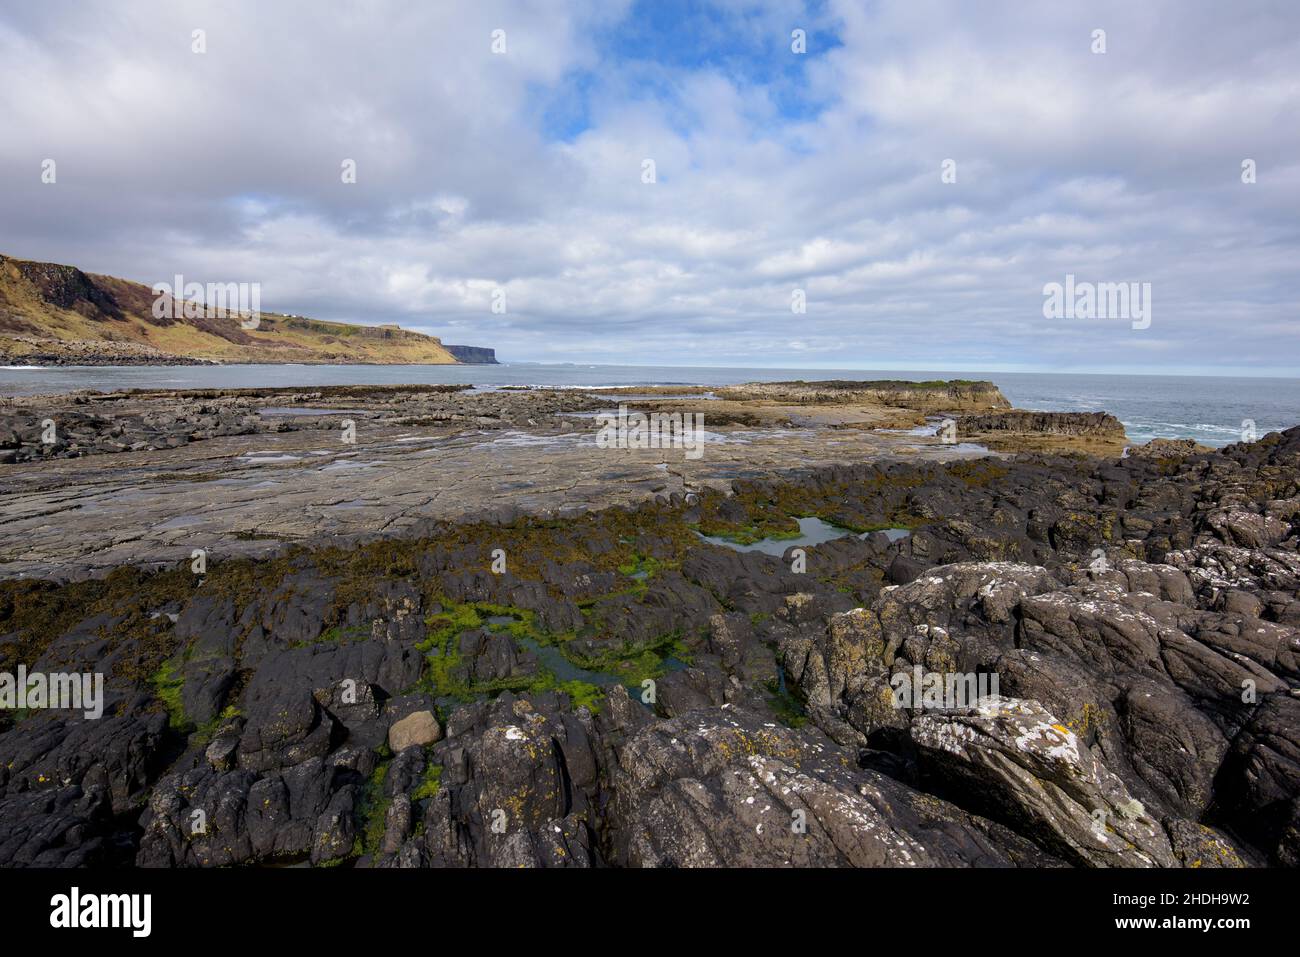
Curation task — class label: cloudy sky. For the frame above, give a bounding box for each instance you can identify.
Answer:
[2,0,1298,374]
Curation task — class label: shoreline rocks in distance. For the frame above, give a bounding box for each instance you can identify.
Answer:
[716,378,1012,412]
[957,410,1128,455]
[0,337,219,367]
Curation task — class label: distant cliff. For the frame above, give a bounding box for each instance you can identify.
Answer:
[443,344,499,364]
[0,254,468,366]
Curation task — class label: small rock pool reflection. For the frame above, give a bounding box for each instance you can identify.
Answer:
[696,516,911,555]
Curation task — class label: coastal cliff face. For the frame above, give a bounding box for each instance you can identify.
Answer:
[443,344,499,364]
[0,254,463,365]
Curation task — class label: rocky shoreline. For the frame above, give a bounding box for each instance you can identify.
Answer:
[1,337,219,367]
[0,380,1039,576]
[0,380,1296,868]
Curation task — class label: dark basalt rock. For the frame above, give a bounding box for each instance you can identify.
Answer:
[378,691,602,868]
[1217,695,1300,864]
[0,785,116,867]
[1,426,1298,868]
[606,706,1060,867]
[959,410,1125,437]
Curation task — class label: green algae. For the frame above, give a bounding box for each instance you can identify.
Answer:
[412,596,681,712]
[0,455,1004,733]
[149,659,189,732]
[412,762,443,801]
[193,704,242,746]
[766,675,808,730]
[352,758,391,860]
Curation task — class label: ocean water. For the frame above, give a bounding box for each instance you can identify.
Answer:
[1,364,1296,448]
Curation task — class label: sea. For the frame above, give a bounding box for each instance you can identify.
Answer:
[2,364,1296,449]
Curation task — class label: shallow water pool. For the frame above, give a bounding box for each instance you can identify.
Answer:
[696,516,910,556]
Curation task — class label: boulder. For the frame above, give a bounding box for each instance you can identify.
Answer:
[388,710,442,752]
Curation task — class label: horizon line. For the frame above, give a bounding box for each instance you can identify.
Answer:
[486,361,1299,380]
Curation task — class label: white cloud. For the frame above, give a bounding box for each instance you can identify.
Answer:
[0,0,1297,372]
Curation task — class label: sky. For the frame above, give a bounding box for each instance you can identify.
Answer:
[1,0,1298,375]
